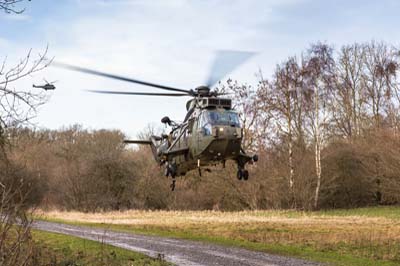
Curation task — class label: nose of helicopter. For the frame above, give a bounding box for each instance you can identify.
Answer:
[205,126,242,160]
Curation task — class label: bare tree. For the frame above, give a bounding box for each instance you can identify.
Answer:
[0,2,54,262]
[258,57,304,207]
[1,0,50,149]
[0,48,50,151]
[0,0,30,14]
[303,43,335,209]
[363,41,399,129]
[331,44,367,138]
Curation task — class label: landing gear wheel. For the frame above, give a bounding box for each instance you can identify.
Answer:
[243,170,249,181]
[170,179,176,191]
[165,162,177,178]
[237,170,243,180]
[164,167,169,177]
[237,169,249,181]
[252,155,259,162]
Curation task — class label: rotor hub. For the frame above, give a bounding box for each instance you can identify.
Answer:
[195,86,211,97]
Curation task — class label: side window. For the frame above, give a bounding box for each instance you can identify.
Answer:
[199,112,212,136]
[197,114,201,131]
[198,112,204,128]
[229,112,240,127]
[208,111,218,124]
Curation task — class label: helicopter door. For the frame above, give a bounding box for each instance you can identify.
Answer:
[190,116,201,156]
[196,111,212,156]
[189,114,202,157]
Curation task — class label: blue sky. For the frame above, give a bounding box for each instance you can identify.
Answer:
[1,0,399,138]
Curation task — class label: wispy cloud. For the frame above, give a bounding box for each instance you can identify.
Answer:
[0,13,31,21]
[3,0,400,137]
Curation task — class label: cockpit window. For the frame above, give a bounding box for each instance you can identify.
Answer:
[200,110,241,128]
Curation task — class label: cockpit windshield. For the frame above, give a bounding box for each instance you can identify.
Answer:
[201,110,241,127]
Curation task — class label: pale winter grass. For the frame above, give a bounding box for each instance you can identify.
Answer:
[38,209,400,261]
[38,209,395,225]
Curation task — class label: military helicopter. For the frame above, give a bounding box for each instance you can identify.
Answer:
[33,79,57,91]
[53,51,259,191]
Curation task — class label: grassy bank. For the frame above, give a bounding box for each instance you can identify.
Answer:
[32,230,170,266]
[38,207,400,266]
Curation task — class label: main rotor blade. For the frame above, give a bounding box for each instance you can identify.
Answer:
[205,50,256,88]
[87,90,189,97]
[53,61,191,94]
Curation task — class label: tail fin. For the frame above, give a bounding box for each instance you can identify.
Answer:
[124,140,152,145]
[124,136,162,163]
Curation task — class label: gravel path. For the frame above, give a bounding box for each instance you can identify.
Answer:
[33,220,321,266]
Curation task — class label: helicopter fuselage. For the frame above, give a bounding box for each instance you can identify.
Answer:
[167,116,242,175]
[157,98,255,176]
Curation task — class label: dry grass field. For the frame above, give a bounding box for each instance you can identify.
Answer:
[38,207,400,266]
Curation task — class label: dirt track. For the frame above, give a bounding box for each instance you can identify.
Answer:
[33,220,321,266]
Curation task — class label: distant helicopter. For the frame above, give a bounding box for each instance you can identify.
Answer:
[53,51,259,191]
[33,79,57,91]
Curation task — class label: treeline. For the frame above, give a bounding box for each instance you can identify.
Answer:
[4,41,400,211]
[7,125,400,212]
[228,41,400,209]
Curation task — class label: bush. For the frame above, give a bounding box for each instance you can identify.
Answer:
[320,142,376,208]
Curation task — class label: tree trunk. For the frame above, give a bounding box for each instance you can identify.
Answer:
[314,86,322,209]
[314,140,321,209]
[287,93,295,208]
[288,137,294,202]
